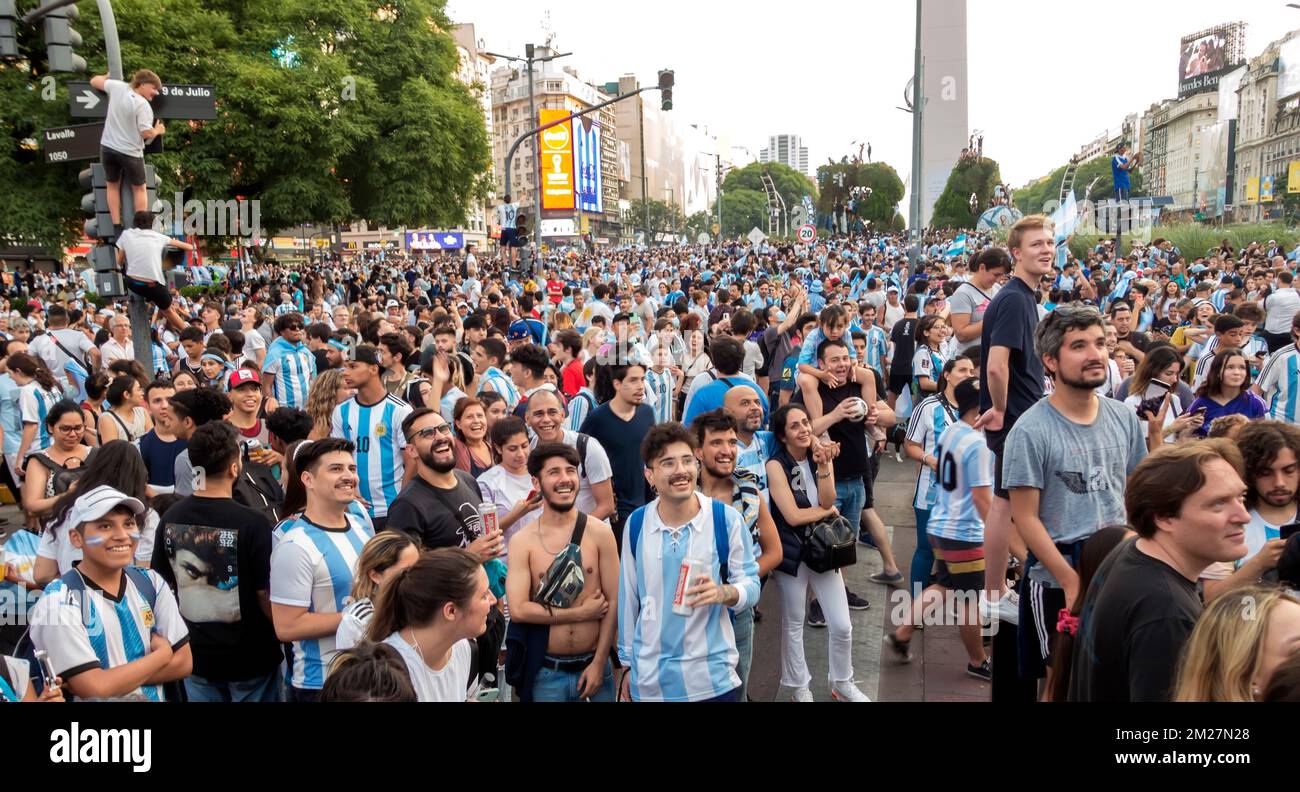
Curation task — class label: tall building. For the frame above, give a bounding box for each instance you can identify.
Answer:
[490,47,625,245]
[1234,29,1300,222]
[1141,100,1176,198]
[451,23,495,248]
[759,134,809,177]
[611,75,719,244]
[1145,92,1219,211]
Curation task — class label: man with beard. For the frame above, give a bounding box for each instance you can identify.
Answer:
[693,410,782,702]
[524,388,616,521]
[270,439,375,702]
[1002,304,1147,686]
[504,443,619,702]
[617,423,760,702]
[1199,421,1297,601]
[387,408,505,560]
[331,345,413,532]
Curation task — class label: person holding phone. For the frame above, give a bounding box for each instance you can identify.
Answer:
[1124,347,1198,444]
[1200,422,1298,602]
[1185,349,1267,438]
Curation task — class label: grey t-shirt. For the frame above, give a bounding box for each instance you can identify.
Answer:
[948,282,997,354]
[1002,397,1147,587]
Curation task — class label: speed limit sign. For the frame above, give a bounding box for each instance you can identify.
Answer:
[797,224,817,244]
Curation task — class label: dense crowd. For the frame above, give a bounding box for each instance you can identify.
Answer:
[2,209,1300,705]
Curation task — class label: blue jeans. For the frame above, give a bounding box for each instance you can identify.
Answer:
[532,658,615,702]
[834,478,866,536]
[733,608,754,702]
[185,669,284,703]
[910,508,934,593]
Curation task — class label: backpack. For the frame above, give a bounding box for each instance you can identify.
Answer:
[626,499,732,621]
[234,459,284,524]
[14,566,159,697]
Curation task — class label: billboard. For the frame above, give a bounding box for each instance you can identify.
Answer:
[1261,175,1276,203]
[539,109,575,211]
[406,231,464,250]
[1178,23,1247,98]
[1279,37,1300,100]
[573,116,603,214]
[1290,161,1300,193]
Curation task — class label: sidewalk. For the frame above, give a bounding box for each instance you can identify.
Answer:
[748,453,991,703]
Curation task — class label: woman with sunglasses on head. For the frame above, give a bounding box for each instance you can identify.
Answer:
[21,400,92,521]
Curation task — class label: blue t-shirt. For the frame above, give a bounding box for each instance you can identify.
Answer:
[683,377,770,426]
[1112,155,1131,191]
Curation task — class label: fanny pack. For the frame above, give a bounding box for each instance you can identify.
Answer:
[535,512,587,609]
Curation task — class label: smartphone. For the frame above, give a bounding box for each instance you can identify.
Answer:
[34,649,58,691]
[1282,523,1300,542]
[475,686,501,703]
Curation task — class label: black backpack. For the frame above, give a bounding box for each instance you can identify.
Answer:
[233,459,284,524]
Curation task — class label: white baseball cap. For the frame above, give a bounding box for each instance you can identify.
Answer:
[68,485,146,528]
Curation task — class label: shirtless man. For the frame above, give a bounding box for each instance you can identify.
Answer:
[505,442,619,702]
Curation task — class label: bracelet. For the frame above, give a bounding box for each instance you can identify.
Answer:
[816,471,832,479]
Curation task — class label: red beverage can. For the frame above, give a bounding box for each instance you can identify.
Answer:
[672,558,706,617]
[478,502,498,537]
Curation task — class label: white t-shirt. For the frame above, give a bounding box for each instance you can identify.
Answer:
[882,301,904,332]
[382,633,473,702]
[2,656,30,700]
[100,337,134,367]
[476,465,536,547]
[100,79,154,158]
[527,429,614,516]
[37,510,158,574]
[116,227,173,283]
[1265,288,1300,335]
[242,328,267,362]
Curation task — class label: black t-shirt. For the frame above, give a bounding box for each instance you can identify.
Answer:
[387,471,484,549]
[580,402,656,516]
[793,380,867,480]
[979,278,1044,451]
[151,495,280,682]
[889,318,918,380]
[1067,540,1202,703]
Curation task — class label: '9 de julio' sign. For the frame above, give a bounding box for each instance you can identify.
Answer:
[539,109,575,210]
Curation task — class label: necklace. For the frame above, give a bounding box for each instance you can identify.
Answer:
[536,515,573,556]
[405,628,430,668]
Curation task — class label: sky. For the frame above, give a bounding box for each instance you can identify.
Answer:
[446,0,1300,195]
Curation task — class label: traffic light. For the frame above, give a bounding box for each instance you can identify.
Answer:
[42,3,85,73]
[658,69,674,112]
[0,0,18,61]
[120,164,161,220]
[79,164,111,241]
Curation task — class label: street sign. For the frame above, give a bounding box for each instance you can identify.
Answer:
[797,224,817,244]
[43,122,104,163]
[697,233,711,245]
[747,227,767,246]
[68,81,217,120]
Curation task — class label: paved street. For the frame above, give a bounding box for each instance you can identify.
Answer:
[748,453,992,703]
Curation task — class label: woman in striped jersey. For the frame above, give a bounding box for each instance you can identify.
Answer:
[904,356,975,594]
[9,353,63,470]
[335,531,420,652]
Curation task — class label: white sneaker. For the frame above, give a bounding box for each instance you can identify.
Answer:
[791,687,815,702]
[979,590,1020,627]
[830,681,871,702]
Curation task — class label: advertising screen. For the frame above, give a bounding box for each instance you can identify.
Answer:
[539,109,575,211]
[1178,23,1246,98]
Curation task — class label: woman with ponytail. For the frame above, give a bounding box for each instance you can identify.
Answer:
[8,352,63,469]
[366,548,495,702]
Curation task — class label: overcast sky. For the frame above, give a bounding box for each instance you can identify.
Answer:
[447,0,1300,193]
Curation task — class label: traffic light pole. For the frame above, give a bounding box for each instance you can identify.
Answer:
[502,85,659,268]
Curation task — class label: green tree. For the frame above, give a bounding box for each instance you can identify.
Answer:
[1012,156,1146,216]
[722,161,817,226]
[931,156,1003,230]
[814,160,906,230]
[684,211,713,241]
[0,0,490,253]
[716,189,768,238]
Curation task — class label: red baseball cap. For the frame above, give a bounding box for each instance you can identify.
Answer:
[229,369,261,389]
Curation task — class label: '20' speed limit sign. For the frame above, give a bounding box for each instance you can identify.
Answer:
[797,224,817,244]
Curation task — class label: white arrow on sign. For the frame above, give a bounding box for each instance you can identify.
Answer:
[75,90,101,111]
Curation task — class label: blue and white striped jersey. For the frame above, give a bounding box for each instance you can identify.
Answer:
[907,395,958,510]
[927,421,994,544]
[735,431,777,500]
[19,382,61,453]
[477,366,520,411]
[272,501,374,547]
[862,325,889,373]
[331,394,412,519]
[262,337,316,409]
[617,493,760,702]
[30,567,189,701]
[565,387,597,433]
[1259,344,1300,424]
[644,367,677,424]
[270,512,374,690]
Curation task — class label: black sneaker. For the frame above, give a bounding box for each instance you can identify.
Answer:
[753,607,763,624]
[844,589,870,611]
[806,599,827,628]
[882,632,913,663]
[967,660,992,681]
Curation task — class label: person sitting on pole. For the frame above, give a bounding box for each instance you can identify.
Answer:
[116,211,193,333]
[89,69,166,236]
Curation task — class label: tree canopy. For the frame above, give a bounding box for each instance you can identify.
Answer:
[930,156,1003,230]
[814,160,905,230]
[1012,156,1146,217]
[1,0,491,251]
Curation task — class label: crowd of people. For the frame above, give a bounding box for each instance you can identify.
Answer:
[2,209,1300,705]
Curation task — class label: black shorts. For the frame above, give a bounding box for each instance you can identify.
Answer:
[863,453,881,509]
[1017,577,1067,680]
[929,536,986,594]
[888,373,911,397]
[993,447,1009,500]
[101,146,146,186]
[126,277,172,310]
[500,228,516,247]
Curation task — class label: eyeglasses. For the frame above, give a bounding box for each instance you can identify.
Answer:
[412,424,454,441]
[55,424,85,434]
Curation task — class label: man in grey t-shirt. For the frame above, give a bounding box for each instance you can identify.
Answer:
[89,69,166,232]
[1002,304,1147,680]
